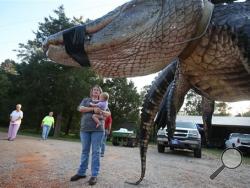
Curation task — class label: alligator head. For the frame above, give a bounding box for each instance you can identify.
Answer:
[43,0,207,77]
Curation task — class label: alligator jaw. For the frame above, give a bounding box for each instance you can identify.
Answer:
[46,45,81,67]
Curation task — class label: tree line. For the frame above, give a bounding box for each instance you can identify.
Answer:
[0,6,142,137]
[182,90,250,117]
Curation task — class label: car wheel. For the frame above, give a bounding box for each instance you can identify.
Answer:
[157,144,165,153]
[112,137,119,146]
[127,138,135,147]
[194,148,202,158]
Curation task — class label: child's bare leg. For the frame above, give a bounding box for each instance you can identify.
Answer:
[92,114,100,128]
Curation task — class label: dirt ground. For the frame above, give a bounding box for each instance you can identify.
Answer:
[0,132,249,188]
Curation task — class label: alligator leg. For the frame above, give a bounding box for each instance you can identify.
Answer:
[201,97,215,146]
[154,81,173,130]
[155,83,188,141]
[156,63,191,141]
[125,59,178,185]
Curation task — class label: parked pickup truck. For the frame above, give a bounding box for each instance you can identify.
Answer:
[112,128,138,147]
[157,121,202,158]
[225,133,250,153]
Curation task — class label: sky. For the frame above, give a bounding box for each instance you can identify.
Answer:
[0,0,249,115]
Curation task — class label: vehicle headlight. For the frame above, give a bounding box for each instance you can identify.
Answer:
[157,130,165,136]
[157,129,167,136]
[188,130,200,138]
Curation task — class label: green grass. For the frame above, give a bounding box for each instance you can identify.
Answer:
[243,156,250,165]
[203,148,222,158]
[0,127,111,143]
[0,127,8,132]
[203,147,250,165]
[0,127,80,142]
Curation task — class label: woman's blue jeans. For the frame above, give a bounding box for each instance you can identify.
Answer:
[77,131,104,177]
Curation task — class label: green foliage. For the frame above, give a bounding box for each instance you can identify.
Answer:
[0,6,102,134]
[0,67,12,125]
[183,90,202,115]
[0,6,142,137]
[0,70,11,99]
[102,78,141,129]
[0,59,17,75]
[214,102,230,116]
[140,84,151,105]
[242,110,250,117]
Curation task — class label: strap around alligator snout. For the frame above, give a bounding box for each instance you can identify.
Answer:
[63,25,90,67]
[179,0,214,60]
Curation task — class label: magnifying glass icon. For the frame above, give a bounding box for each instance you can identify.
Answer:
[210,148,242,180]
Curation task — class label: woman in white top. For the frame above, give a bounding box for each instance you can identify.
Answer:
[8,104,23,141]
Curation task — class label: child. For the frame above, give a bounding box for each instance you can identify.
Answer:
[90,92,109,128]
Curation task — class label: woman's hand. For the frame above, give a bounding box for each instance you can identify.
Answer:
[78,106,85,112]
[78,106,95,113]
[103,110,111,117]
[93,107,101,114]
[94,109,111,117]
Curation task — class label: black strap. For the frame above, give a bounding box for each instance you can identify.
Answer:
[63,25,90,66]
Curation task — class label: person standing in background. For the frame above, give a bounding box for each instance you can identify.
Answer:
[41,112,55,140]
[7,104,23,141]
[101,115,112,157]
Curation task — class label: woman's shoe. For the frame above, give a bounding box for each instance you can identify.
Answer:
[88,177,97,185]
[70,174,86,181]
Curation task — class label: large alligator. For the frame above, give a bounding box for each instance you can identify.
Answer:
[43,0,250,185]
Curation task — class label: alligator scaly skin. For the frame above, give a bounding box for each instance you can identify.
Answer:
[127,60,177,184]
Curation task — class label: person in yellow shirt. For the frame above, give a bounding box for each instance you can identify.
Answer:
[41,112,55,140]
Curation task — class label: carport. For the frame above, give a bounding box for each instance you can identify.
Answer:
[176,116,250,147]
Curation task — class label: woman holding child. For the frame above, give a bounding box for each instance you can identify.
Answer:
[70,85,110,186]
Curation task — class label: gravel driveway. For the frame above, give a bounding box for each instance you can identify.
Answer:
[0,132,249,188]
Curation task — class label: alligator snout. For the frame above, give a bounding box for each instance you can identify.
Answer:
[42,38,49,55]
[42,31,64,54]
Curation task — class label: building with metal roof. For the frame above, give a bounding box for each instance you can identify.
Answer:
[176,116,250,147]
[176,116,250,127]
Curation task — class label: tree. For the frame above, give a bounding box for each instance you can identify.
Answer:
[0,6,143,137]
[0,68,12,125]
[183,90,202,115]
[140,85,151,105]
[0,70,10,98]
[102,78,141,130]
[5,6,102,135]
[242,109,250,117]
[0,59,20,125]
[0,59,17,75]
[214,102,230,116]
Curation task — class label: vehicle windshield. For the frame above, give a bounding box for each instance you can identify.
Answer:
[176,122,197,129]
[230,133,250,138]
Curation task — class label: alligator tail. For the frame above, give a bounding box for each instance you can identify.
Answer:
[125,59,178,185]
